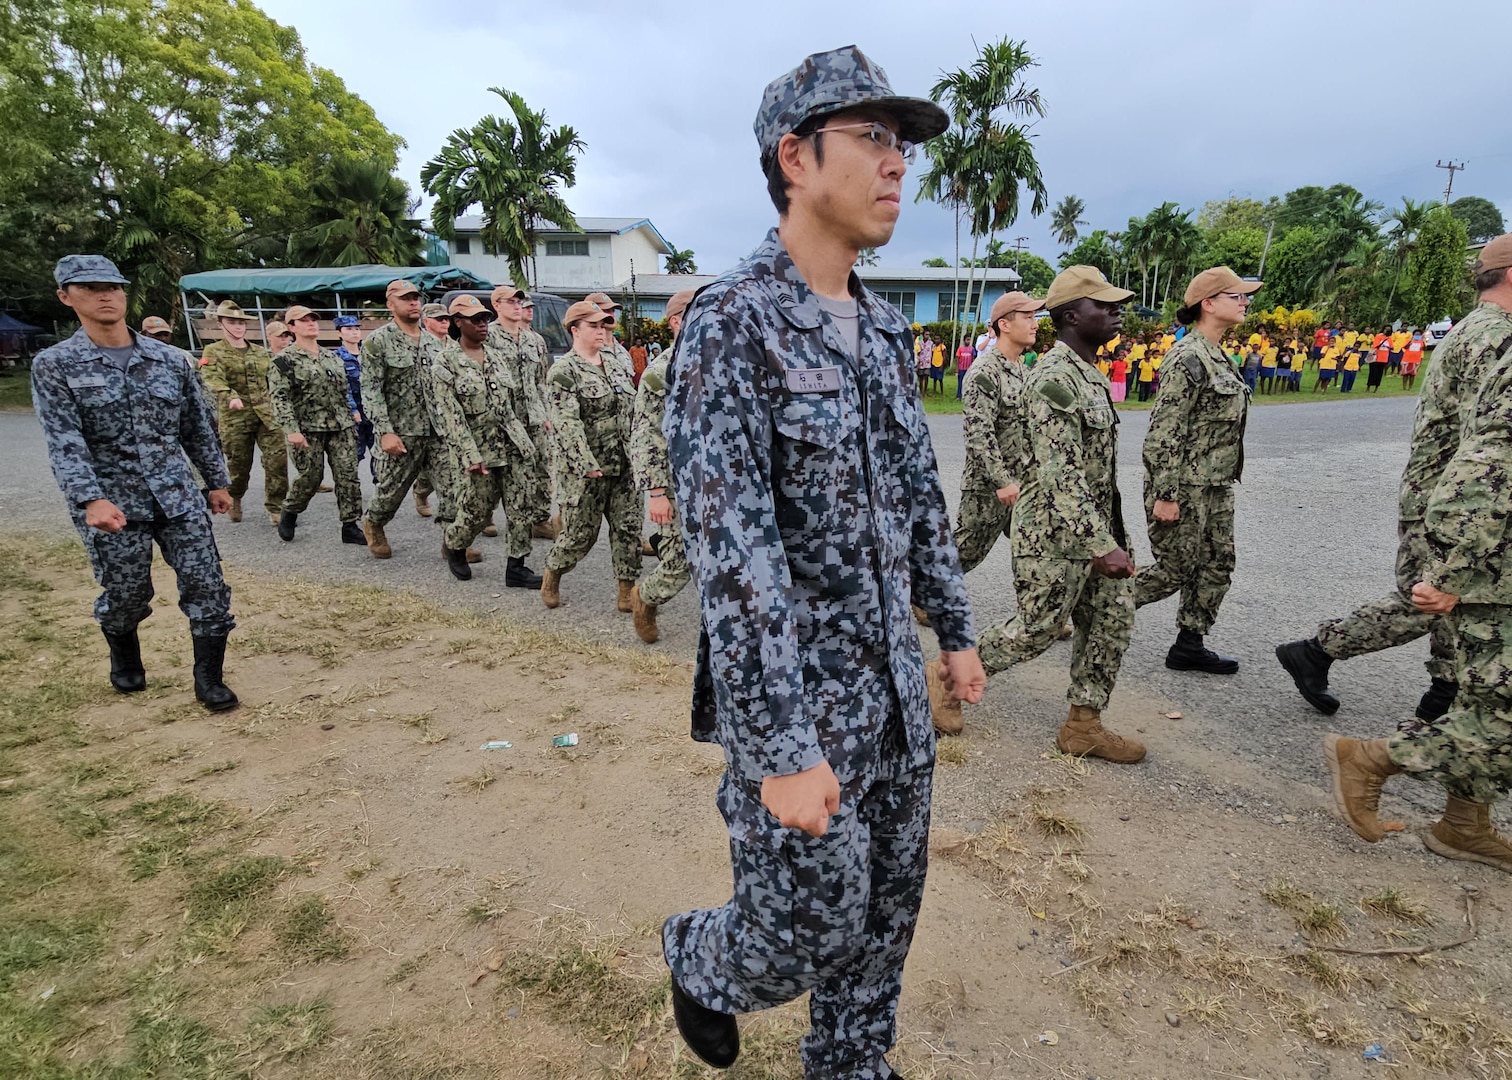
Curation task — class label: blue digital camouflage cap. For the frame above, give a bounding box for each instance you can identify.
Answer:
[54,254,130,287]
[332,315,360,328]
[754,44,949,167]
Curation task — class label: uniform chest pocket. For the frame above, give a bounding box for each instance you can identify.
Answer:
[774,395,860,449]
[1211,380,1246,421]
[386,353,415,370]
[67,374,124,410]
[1083,400,1116,430]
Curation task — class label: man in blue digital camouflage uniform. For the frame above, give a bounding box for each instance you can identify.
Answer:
[660,46,986,1078]
[32,255,239,711]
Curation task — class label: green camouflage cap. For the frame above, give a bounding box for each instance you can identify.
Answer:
[421,303,448,319]
[754,44,948,167]
[54,254,130,286]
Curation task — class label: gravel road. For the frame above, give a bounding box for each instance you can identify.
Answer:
[0,393,1444,814]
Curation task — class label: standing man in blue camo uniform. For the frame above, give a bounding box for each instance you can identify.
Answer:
[332,315,375,480]
[32,255,239,711]
[660,47,985,1077]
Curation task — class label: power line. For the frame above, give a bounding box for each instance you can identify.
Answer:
[1435,159,1466,204]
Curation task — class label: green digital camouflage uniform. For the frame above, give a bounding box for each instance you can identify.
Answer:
[1389,342,1512,802]
[956,342,1027,572]
[1133,330,1248,633]
[486,323,553,526]
[978,341,1135,709]
[544,350,643,582]
[200,338,287,515]
[630,354,689,606]
[360,322,457,530]
[1317,302,1512,678]
[431,338,537,555]
[267,343,361,522]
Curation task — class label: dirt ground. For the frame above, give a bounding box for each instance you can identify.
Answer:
[3,534,1510,1080]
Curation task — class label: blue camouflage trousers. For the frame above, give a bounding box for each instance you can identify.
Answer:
[663,736,931,1079]
[80,506,234,638]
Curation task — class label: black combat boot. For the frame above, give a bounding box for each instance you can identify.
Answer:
[103,628,146,692]
[277,510,298,542]
[444,546,472,581]
[340,521,366,545]
[1275,637,1339,714]
[191,635,239,712]
[504,556,542,589]
[1416,678,1458,722]
[1165,628,1239,675]
[669,977,739,1068]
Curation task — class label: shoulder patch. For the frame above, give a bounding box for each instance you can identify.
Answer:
[1179,352,1204,385]
[640,361,667,394]
[1035,377,1077,410]
[547,359,578,390]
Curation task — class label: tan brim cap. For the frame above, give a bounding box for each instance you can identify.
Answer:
[140,316,171,334]
[491,283,527,304]
[449,294,489,316]
[585,291,621,310]
[562,300,614,327]
[1183,266,1262,307]
[386,278,421,298]
[1474,233,1512,274]
[265,321,291,337]
[988,291,1045,323]
[665,289,697,322]
[1045,266,1135,310]
[284,305,316,323]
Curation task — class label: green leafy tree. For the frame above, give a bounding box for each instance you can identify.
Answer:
[1405,206,1471,325]
[1384,197,1432,314]
[1059,230,1118,279]
[664,247,698,274]
[1050,194,1087,251]
[286,158,422,268]
[1449,196,1506,244]
[422,87,584,286]
[1265,226,1330,307]
[1203,227,1267,277]
[1197,196,1279,234]
[1012,252,1055,295]
[919,38,1046,355]
[921,256,950,268]
[0,0,401,323]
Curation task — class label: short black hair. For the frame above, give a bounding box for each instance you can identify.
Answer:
[1475,265,1510,294]
[764,115,827,215]
[1048,303,1072,330]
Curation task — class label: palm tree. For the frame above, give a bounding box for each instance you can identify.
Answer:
[421,87,584,286]
[1050,194,1087,251]
[1384,197,1430,313]
[918,38,1047,354]
[664,247,698,274]
[286,158,423,267]
[108,174,222,323]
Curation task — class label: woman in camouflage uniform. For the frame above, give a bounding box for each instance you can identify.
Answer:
[540,301,642,610]
[430,295,543,586]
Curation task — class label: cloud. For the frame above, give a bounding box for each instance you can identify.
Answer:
[265,0,1512,275]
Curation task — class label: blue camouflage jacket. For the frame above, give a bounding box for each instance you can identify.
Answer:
[32,328,229,522]
[665,228,975,792]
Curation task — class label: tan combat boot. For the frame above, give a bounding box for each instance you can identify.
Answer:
[541,569,561,609]
[912,604,930,628]
[482,522,498,537]
[1322,735,1403,842]
[414,490,432,517]
[363,519,392,559]
[466,548,482,564]
[1422,794,1512,873]
[268,512,280,526]
[925,658,963,735]
[617,580,635,613]
[228,497,242,523]
[1057,705,1145,764]
[631,585,659,643]
[532,515,560,540]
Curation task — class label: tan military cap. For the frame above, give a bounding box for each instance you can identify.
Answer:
[586,291,622,311]
[265,320,292,338]
[213,300,255,321]
[1184,266,1262,307]
[562,300,615,328]
[1045,266,1135,310]
[140,316,171,334]
[1474,233,1512,273]
[385,278,421,298]
[988,291,1045,323]
[665,289,697,322]
[283,305,316,323]
[491,282,528,304]
[448,294,490,317]
[421,303,448,319]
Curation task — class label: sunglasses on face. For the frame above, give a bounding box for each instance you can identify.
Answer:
[455,312,494,325]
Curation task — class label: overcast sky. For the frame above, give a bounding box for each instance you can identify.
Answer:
[259,0,1512,277]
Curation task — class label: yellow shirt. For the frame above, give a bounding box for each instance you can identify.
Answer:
[1096,359,1110,377]
[1290,353,1305,372]
[1319,353,1338,371]
[1129,343,1147,361]
[1247,333,1263,347]
[1343,353,1361,371]
[1160,334,1176,351]
[1138,360,1155,381]
[1263,347,1278,366]
[1391,331,1410,350]
[1342,331,1359,348]
[1151,356,1163,371]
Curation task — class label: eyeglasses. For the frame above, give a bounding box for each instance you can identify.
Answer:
[810,120,917,164]
[1217,292,1252,302]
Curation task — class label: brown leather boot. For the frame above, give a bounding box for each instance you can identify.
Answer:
[466,547,482,564]
[414,490,432,517]
[912,603,930,627]
[1322,735,1403,842]
[925,658,963,735]
[1423,794,1512,873]
[363,519,392,559]
[228,496,242,523]
[268,512,280,526]
[482,523,498,537]
[617,580,635,613]
[1057,705,1145,764]
[541,568,561,608]
[532,520,556,540]
[631,585,658,643]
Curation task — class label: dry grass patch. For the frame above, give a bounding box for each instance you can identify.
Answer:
[1361,887,1433,925]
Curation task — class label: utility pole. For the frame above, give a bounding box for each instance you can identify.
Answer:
[1435,159,1466,204]
[1257,218,1276,279]
[1012,236,1029,272]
